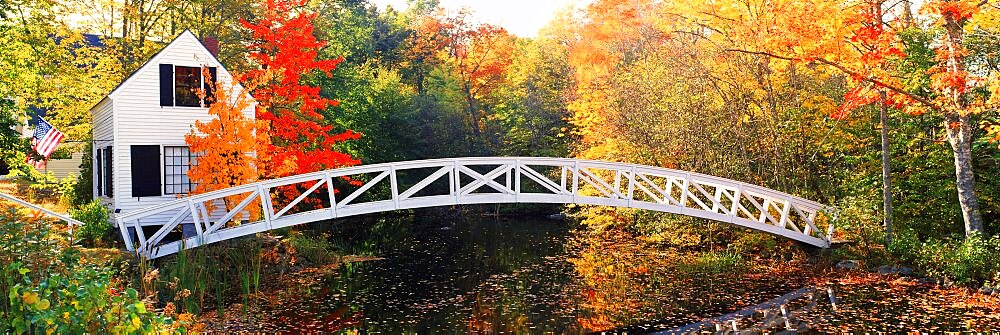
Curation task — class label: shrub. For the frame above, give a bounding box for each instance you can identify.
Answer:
[287,230,337,265]
[5,173,78,209]
[71,200,114,247]
[0,204,188,333]
[5,262,175,334]
[889,230,1000,287]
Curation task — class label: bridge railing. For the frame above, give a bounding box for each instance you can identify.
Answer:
[1,191,85,234]
[117,157,837,259]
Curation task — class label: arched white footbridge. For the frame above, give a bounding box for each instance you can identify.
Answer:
[117,157,837,259]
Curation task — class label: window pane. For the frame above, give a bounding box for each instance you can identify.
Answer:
[175,66,202,107]
[163,146,197,195]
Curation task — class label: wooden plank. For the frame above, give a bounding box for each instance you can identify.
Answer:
[458,164,512,195]
[337,170,391,207]
[204,190,260,235]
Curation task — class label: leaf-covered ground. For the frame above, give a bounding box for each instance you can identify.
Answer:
[799,272,1000,333]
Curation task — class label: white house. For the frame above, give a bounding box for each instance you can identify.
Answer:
[91,30,255,224]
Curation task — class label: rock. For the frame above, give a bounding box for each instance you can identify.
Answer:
[980,287,998,295]
[917,277,937,285]
[546,213,567,220]
[836,260,860,270]
[876,265,914,276]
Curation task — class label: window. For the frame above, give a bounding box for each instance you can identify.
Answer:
[164,146,197,195]
[105,147,113,197]
[95,148,103,196]
[95,147,113,197]
[174,66,202,107]
[159,64,218,107]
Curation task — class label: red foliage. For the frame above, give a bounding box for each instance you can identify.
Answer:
[241,0,361,180]
[924,0,979,21]
[834,0,911,119]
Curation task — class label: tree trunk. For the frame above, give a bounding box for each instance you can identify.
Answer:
[945,113,984,236]
[879,92,893,245]
[465,85,482,139]
[940,15,984,237]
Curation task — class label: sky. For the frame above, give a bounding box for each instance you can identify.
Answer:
[369,0,590,38]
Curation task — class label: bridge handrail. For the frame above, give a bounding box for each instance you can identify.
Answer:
[117,157,838,258]
[0,192,85,232]
[117,157,831,222]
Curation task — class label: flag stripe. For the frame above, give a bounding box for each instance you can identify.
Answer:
[29,118,64,161]
[37,132,63,156]
[36,129,62,156]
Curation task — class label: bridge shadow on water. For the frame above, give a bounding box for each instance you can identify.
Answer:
[203,209,830,334]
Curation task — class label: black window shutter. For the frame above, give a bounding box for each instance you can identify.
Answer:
[205,67,218,106]
[159,64,174,107]
[105,147,113,197]
[95,149,103,196]
[130,145,160,197]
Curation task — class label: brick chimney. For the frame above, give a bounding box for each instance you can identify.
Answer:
[203,36,219,57]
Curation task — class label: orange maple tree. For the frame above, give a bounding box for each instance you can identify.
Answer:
[185,68,269,218]
[241,0,361,181]
[566,0,658,161]
[414,11,515,147]
[448,18,515,141]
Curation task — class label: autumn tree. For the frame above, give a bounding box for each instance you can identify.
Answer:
[442,14,514,147]
[161,0,259,69]
[185,68,268,218]
[310,2,422,164]
[490,20,574,157]
[241,0,361,181]
[406,10,514,153]
[402,13,450,95]
[0,0,115,169]
[667,0,997,236]
[71,0,176,76]
[567,0,659,162]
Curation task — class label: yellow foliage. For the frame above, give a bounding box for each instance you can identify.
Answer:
[22,291,38,305]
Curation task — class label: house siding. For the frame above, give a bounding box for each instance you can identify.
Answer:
[92,97,113,202]
[92,31,254,226]
[92,98,114,143]
[41,152,82,179]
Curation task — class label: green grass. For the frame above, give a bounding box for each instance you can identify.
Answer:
[677,250,745,274]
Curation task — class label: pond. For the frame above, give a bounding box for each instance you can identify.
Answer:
[202,212,1000,333]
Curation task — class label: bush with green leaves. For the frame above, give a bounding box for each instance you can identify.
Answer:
[287,230,337,265]
[889,230,1000,287]
[71,200,114,247]
[0,204,188,334]
[5,262,174,334]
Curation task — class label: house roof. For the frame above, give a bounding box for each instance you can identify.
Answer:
[90,29,251,111]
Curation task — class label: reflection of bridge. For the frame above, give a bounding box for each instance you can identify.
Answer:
[117,157,837,259]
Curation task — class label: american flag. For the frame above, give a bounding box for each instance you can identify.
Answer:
[27,118,64,169]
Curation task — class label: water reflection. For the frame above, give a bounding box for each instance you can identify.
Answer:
[208,214,824,333]
[205,213,1000,333]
